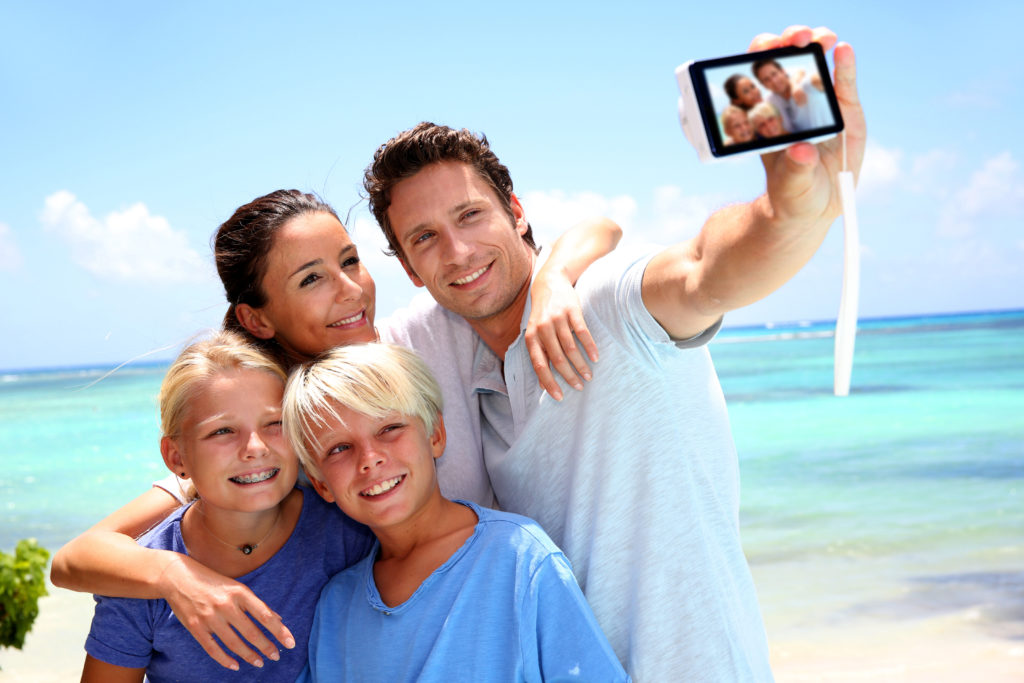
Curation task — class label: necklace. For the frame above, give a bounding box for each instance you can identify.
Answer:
[195,504,282,555]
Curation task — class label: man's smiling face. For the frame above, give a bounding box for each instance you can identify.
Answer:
[386,161,534,324]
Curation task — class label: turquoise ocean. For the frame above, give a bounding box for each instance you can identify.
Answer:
[2,309,1022,650]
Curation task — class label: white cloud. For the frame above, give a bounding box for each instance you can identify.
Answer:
[958,152,1024,215]
[856,140,903,198]
[938,151,1024,237]
[649,186,725,243]
[907,148,959,194]
[520,185,736,248]
[941,87,999,111]
[0,222,22,271]
[519,190,638,244]
[910,149,958,178]
[40,191,210,284]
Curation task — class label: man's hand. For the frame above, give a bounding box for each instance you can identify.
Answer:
[750,26,865,230]
[640,26,863,340]
[161,555,295,670]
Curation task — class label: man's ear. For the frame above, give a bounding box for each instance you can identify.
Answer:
[160,436,187,478]
[398,257,425,288]
[235,303,276,340]
[510,193,528,237]
[429,414,447,461]
[308,471,337,504]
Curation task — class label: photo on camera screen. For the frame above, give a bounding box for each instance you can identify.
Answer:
[691,44,843,158]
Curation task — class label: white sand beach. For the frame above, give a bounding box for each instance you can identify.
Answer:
[0,583,94,682]
[2,580,1022,681]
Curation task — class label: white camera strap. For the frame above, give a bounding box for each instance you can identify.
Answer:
[834,130,859,396]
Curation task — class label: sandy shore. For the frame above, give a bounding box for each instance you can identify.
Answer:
[2,582,1023,680]
[0,583,93,682]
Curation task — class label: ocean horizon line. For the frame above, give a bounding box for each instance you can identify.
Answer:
[4,306,1022,376]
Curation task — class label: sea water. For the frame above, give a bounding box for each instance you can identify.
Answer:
[2,310,1022,641]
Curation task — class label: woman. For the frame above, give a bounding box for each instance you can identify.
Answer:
[723,73,763,111]
[53,189,620,670]
[82,331,374,681]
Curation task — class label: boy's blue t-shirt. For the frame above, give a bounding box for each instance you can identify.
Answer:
[85,487,374,682]
[299,500,629,682]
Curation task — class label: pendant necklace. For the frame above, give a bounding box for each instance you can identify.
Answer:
[196,504,282,555]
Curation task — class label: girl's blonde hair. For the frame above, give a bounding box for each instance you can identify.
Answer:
[159,330,287,440]
[282,343,443,479]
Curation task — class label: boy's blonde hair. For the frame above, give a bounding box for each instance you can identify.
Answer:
[159,330,287,439]
[282,343,443,479]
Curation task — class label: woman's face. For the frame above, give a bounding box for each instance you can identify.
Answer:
[251,212,377,358]
[733,77,763,109]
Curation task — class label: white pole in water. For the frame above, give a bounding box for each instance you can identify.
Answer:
[834,169,859,396]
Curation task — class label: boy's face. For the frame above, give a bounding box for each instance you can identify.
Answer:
[306,404,446,531]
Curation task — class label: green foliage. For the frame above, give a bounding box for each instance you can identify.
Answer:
[0,539,50,651]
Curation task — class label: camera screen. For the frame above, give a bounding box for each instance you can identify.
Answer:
[689,44,843,157]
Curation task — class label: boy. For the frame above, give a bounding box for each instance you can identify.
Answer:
[282,343,628,682]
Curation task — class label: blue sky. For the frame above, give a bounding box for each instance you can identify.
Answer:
[3,2,1022,370]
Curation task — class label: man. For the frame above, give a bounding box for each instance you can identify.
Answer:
[754,56,833,133]
[364,26,863,682]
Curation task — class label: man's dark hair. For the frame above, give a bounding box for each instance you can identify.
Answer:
[363,122,537,258]
[752,59,783,83]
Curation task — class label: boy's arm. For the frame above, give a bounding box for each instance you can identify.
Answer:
[51,488,292,671]
[642,27,863,339]
[527,216,622,400]
[81,655,145,683]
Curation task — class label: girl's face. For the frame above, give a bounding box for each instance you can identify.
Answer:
[164,368,297,514]
[724,111,754,143]
[244,212,377,359]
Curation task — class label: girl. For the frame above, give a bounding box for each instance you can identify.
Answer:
[81,331,373,681]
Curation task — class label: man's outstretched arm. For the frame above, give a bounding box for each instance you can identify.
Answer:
[643,26,864,339]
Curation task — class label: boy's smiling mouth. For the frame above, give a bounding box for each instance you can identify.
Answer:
[361,474,405,497]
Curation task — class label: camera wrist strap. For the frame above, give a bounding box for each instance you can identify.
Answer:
[834,130,860,396]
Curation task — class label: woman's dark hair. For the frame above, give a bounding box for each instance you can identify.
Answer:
[724,74,746,103]
[213,189,339,365]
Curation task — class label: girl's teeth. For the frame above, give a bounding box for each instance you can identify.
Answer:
[231,469,278,484]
